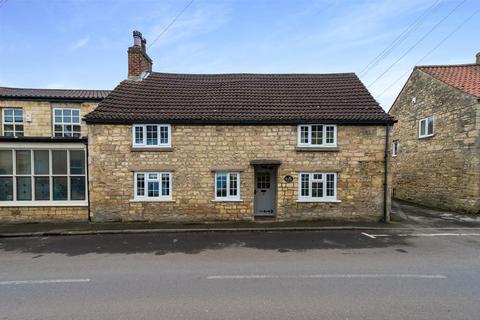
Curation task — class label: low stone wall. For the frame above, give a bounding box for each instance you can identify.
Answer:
[0,207,89,223]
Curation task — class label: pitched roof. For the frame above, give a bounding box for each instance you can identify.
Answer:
[85,72,393,124]
[0,86,111,101]
[417,64,480,97]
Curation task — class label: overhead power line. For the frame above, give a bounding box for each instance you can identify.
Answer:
[148,0,196,49]
[367,0,466,88]
[375,6,480,100]
[359,0,441,78]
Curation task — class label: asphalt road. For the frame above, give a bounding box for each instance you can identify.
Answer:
[1,229,480,319]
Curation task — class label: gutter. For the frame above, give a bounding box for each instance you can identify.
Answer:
[383,125,390,223]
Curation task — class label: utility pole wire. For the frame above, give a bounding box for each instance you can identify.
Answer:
[375,6,480,100]
[148,0,196,49]
[359,0,441,78]
[367,0,466,88]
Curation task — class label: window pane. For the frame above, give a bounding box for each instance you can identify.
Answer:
[311,125,323,145]
[4,124,14,131]
[146,125,158,145]
[16,150,31,174]
[135,126,144,144]
[216,173,227,197]
[16,176,32,200]
[300,126,309,144]
[64,125,72,137]
[72,125,81,137]
[0,177,13,201]
[0,150,13,174]
[70,176,86,200]
[148,181,159,197]
[300,174,309,197]
[52,150,67,174]
[326,174,335,197]
[326,126,335,144]
[70,150,85,174]
[14,110,23,123]
[427,117,434,135]
[34,150,49,174]
[35,177,50,200]
[312,180,323,198]
[229,173,238,196]
[160,126,169,144]
[420,120,426,136]
[54,109,62,117]
[136,174,145,196]
[161,173,170,196]
[63,109,71,117]
[53,176,68,200]
[3,109,13,122]
[72,109,80,117]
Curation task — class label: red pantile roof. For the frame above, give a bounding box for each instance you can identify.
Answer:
[85,72,393,124]
[417,64,480,97]
[0,87,111,101]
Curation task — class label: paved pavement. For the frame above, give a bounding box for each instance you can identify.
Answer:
[1,229,480,319]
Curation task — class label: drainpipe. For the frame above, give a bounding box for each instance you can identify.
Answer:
[383,124,390,223]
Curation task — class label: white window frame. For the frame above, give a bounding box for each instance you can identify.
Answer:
[0,143,88,207]
[2,108,24,136]
[53,108,82,138]
[297,172,338,202]
[132,124,171,148]
[392,140,398,157]
[133,172,172,201]
[418,116,434,138]
[214,171,240,201]
[297,124,337,147]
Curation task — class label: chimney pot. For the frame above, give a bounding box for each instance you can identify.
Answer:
[128,30,153,79]
[133,30,142,46]
[476,52,480,64]
[141,38,147,52]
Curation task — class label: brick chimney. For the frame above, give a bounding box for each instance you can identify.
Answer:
[476,52,480,64]
[128,30,152,79]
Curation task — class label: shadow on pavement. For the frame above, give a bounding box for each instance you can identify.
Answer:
[0,231,411,256]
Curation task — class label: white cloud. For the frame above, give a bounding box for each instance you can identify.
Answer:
[72,35,90,49]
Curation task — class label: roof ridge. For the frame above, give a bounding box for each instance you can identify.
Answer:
[149,72,357,77]
[416,63,479,69]
[0,86,110,92]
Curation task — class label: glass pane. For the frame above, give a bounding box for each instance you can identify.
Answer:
[15,124,24,132]
[54,109,62,117]
[135,126,144,144]
[326,126,335,144]
[16,150,31,174]
[52,150,67,174]
[4,124,14,131]
[300,174,309,197]
[420,120,426,136]
[64,125,72,136]
[0,150,13,174]
[148,181,159,197]
[3,109,13,122]
[53,176,68,200]
[0,177,13,201]
[70,150,85,174]
[72,116,80,124]
[300,126,309,144]
[16,176,32,200]
[136,174,145,196]
[55,116,62,123]
[14,110,23,123]
[34,150,49,174]
[63,109,71,117]
[160,126,169,144]
[326,174,335,197]
[35,177,50,200]
[72,109,80,117]
[216,173,227,197]
[312,181,323,198]
[161,173,170,196]
[70,176,85,200]
[4,131,14,137]
[229,173,237,196]
[427,117,434,135]
[311,125,323,145]
[146,125,158,145]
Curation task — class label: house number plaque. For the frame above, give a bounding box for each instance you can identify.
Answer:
[284,175,293,183]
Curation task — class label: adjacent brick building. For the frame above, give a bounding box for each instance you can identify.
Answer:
[84,31,395,223]
[389,54,480,214]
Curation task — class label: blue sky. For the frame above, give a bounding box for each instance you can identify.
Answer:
[0,0,478,109]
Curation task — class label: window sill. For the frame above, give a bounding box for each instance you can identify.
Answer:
[211,199,243,203]
[0,201,88,207]
[131,147,173,152]
[130,199,175,203]
[418,134,434,140]
[295,147,340,152]
[296,199,341,203]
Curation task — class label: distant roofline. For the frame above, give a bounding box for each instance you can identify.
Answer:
[415,63,478,68]
[0,86,111,101]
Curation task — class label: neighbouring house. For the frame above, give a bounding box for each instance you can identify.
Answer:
[83,31,395,223]
[389,54,480,214]
[0,87,110,222]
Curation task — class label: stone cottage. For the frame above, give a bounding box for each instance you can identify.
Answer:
[84,31,395,222]
[0,87,110,222]
[389,54,480,214]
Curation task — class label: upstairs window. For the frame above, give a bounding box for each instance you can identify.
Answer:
[134,172,172,201]
[2,109,24,137]
[298,172,337,202]
[392,140,398,157]
[132,124,171,148]
[298,124,336,147]
[215,172,240,201]
[419,116,434,138]
[54,108,81,137]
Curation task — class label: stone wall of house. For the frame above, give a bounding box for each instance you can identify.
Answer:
[390,69,480,214]
[88,124,391,222]
[0,206,89,223]
[0,100,98,137]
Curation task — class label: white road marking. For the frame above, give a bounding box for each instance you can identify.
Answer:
[362,232,480,239]
[361,232,389,239]
[0,278,91,285]
[207,274,447,280]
